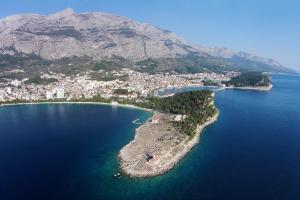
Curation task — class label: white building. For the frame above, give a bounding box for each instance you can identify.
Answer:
[0,93,4,101]
[45,87,64,99]
[46,91,53,99]
[173,115,187,122]
[11,80,21,87]
[6,87,12,95]
[56,87,65,99]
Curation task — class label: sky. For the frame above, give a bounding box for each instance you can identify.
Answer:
[0,0,299,71]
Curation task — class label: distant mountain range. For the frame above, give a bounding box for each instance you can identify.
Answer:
[0,8,294,74]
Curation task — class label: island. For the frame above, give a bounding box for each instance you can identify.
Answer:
[119,90,218,177]
[222,72,272,91]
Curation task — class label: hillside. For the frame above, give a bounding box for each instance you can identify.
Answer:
[0,8,294,74]
[222,72,271,87]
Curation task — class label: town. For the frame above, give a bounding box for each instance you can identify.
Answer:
[0,69,238,102]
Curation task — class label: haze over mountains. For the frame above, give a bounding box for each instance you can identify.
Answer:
[0,8,293,73]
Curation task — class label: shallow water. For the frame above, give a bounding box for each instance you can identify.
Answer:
[0,74,299,199]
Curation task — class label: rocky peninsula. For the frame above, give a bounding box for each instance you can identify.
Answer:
[118,90,218,177]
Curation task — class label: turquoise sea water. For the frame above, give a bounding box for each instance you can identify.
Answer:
[0,74,300,199]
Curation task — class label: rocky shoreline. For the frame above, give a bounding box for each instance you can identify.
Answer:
[118,110,219,178]
[225,84,273,91]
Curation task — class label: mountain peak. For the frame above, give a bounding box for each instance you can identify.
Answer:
[0,9,293,73]
[50,8,76,18]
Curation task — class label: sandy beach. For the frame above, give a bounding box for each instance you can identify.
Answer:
[0,101,153,112]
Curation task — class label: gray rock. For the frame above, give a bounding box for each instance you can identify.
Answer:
[0,8,293,73]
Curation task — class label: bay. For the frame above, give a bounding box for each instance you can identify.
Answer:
[0,74,300,199]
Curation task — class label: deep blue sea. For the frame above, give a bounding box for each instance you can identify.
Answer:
[0,74,300,200]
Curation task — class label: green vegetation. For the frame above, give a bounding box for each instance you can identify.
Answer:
[101,75,128,82]
[0,90,216,138]
[136,58,158,73]
[93,60,120,71]
[93,56,132,72]
[0,45,293,76]
[69,95,112,104]
[0,71,25,83]
[25,76,58,85]
[134,90,217,137]
[113,88,129,95]
[202,79,220,86]
[0,52,50,68]
[0,99,28,105]
[135,55,236,74]
[222,72,271,87]
[90,72,128,82]
[63,91,217,137]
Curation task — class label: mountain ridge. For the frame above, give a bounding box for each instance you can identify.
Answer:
[0,8,294,73]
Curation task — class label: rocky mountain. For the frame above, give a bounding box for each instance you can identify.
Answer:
[0,8,294,73]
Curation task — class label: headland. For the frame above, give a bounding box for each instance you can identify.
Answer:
[118,90,218,177]
[119,111,218,177]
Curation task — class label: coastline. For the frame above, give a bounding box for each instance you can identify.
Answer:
[1,98,218,178]
[0,101,153,113]
[154,84,272,98]
[154,84,219,97]
[118,109,219,178]
[224,84,273,91]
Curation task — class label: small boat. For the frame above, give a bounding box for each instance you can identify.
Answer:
[114,172,121,177]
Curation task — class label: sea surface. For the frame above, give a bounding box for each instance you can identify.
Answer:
[0,74,300,200]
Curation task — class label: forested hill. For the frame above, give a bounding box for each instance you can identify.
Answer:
[136,90,217,136]
[223,72,271,87]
